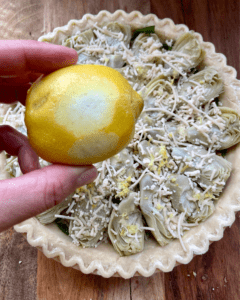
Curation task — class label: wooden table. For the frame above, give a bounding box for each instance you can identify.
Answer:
[0,0,239,299]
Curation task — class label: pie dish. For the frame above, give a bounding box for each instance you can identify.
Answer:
[1,10,240,278]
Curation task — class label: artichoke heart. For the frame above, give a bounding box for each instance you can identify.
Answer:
[139,174,173,246]
[142,75,177,119]
[171,145,232,193]
[167,31,205,74]
[166,122,187,140]
[132,33,162,59]
[103,22,131,46]
[108,192,144,256]
[188,201,215,223]
[63,29,97,64]
[186,107,240,149]
[138,140,169,172]
[110,148,135,177]
[36,193,73,225]
[106,54,125,68]
[68,186,112,248]
[63,29,95,49]
[143,75,171,100]
[178,67,223,106]
[94,23,131,68]
[166,174,215,223]
[218,107,240,149]
[165,174,197,214]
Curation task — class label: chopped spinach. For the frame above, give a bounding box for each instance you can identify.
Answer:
[214,97,220,106]
[131,26,155,41]
[55,218,69,235]
[161,43,172,51]
[218,149,228,157]
[190,67,199,74]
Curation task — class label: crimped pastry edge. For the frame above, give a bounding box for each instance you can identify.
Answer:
[7,10,240,278]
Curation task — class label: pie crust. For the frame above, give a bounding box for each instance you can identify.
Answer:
[6,10,240,278]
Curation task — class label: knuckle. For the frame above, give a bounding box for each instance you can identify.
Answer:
[40,168,66,211]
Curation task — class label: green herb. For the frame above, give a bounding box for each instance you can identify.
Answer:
[161,43,172,51]
[218,149,228,157]
[131,26,155,41]
[190,67,199,74]
[55,218,69,235]
[215,98,220,106]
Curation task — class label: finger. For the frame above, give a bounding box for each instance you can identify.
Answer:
[0,40,78,75]
[29,73,44,83]
[0,72,45,105]
[0,72,31,85]
[0,164,98,232]
[0,85,31,105]
[0,125,40,172]
[0,72,43,86]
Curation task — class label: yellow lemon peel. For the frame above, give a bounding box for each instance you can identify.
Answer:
[25,65,143,165]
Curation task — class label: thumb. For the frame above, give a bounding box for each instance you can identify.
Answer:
[0,164,98,232]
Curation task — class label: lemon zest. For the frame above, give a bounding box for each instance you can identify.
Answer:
[127,225,138,234]
[156,203,163,210]
[180,164,189,173]
[116,176,132,197]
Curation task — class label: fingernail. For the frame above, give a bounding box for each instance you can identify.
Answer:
[76,167,98,186]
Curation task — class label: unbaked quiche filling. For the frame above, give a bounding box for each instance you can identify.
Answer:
[1,22,240,256]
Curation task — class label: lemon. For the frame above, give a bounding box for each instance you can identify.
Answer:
[25,65,143,165]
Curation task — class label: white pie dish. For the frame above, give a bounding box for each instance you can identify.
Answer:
[1,10,239,278]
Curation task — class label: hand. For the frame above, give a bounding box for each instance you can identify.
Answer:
[0,40,98,232]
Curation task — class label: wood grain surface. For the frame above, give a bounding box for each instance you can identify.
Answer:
[0,0,239,299]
